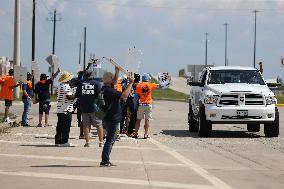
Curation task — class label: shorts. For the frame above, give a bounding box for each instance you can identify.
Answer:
[137,104,152,120]
[4,99,12,107]
[39,101,51,114]
[82,112,102,128]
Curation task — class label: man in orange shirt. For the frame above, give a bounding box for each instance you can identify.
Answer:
[133,73,159,139]
[0,69,21,123]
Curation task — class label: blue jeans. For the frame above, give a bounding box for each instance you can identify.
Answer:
[101,121,119,163]
[22,98,32,125]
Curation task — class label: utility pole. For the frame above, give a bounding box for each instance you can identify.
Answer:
[224,23,228,66]
[83,27,87,70]
[253,10,259,68]
[13,0,21,98]
[205,32,208,66]
[47,9,61,95]
[32,0,36,89]
[79,42,82,66]
[32,0,35,61]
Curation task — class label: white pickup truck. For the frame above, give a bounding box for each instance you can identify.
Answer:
[188,66,279,137]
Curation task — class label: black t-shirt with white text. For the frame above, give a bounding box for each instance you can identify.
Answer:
[76,79,101,113]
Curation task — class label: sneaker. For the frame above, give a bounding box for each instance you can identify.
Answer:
[79,135,85,139]
[37,123,43,127]
[116,135,120,141]
[84,142,90,147]
[21,123,30,127]
[143,135,150,139]
[100,162,116,167]
[4,117,13,124]
[99,142,103,147]
[60,142,73,147]
[132,134,138,139]
[45,124,52,127]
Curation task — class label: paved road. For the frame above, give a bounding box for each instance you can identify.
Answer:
[0,101,283,189]
[152,76,190,95]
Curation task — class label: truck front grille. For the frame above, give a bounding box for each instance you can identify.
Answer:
[245,94,264,105]
[219,94,238,105]
[218,93,264,106]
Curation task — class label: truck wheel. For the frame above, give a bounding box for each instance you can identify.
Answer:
[247,124,260,132]
[188,105,198,132]
[198,106,212,137]
[264,108,279,137]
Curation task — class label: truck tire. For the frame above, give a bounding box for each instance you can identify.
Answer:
[198,106,212,137]
[247,124,260,132]
[264,108,279,137]
[188,105,198,132]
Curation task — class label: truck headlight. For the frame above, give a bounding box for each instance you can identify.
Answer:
[265,96,277,105]
[205,95,218,104]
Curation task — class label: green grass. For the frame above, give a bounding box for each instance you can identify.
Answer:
[276,94,284,104]
[153,88,189,102]
[13,94,58,102]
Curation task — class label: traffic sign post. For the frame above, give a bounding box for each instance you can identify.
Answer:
[45,54,60,96]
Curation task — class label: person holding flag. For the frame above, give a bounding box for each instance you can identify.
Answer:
[133,73,170,139]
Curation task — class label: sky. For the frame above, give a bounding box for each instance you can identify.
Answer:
[0,0,284,79]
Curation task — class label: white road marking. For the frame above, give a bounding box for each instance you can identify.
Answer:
[0,139,159,151]
[0,153,184,167]
[149,138,234,189]
[0,170,216,189]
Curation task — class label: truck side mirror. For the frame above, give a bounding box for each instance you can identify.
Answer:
[187,81,204,87]
[267,83,281,88]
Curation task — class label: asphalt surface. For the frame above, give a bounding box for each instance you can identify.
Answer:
[0,101,283,189]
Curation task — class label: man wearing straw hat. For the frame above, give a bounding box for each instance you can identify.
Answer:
[55,71,75,147]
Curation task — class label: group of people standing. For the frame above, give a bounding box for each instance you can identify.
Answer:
[0,65,165,167]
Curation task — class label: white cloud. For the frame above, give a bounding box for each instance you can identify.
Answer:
[94,0,129,21]
[77,8,87,18]
[144,0,167,7]
[44,0,57,7]
[145,27,163,37]
[57,1,67,12]
[0,9,5,17]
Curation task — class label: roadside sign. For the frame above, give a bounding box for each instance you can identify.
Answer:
[45,54,59,66]
[53,60,60,73]
[31,61,40,81]
[46,54,60,73]
[14,65,27,84]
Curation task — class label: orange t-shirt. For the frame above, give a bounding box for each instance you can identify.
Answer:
[27,80,33,89]
[114,82,123,93]
[0,75,15,101]
[135,82,158,104]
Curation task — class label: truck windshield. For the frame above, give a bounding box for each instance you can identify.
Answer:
[207,70,265,85]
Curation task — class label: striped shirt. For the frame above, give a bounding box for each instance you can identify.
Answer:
[57,83,74,114]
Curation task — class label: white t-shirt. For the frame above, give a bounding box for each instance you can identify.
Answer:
[57,83,74,114]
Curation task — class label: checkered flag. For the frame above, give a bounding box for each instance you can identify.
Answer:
[158,72,171,88]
